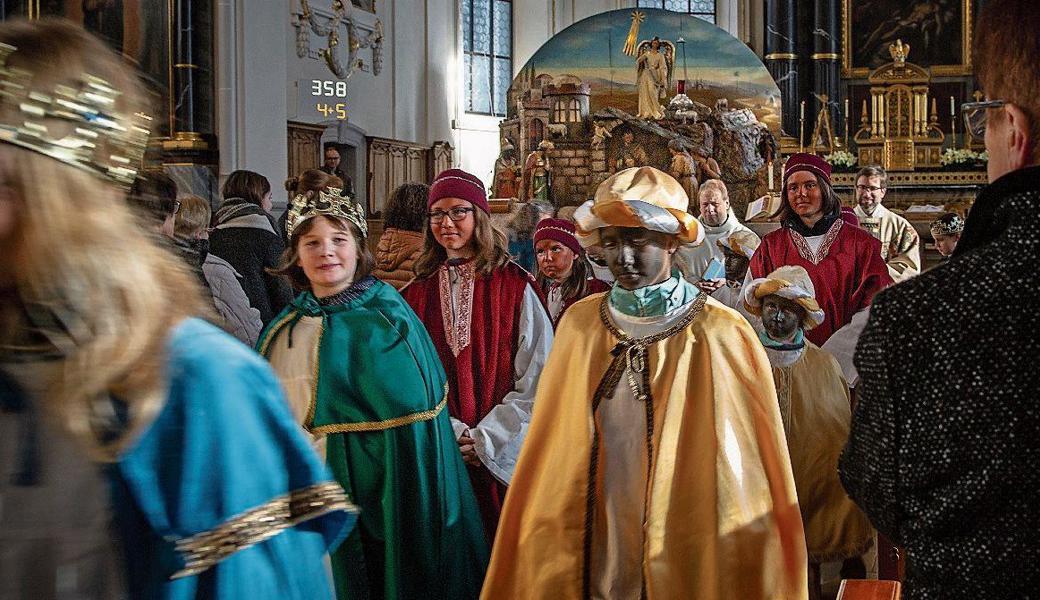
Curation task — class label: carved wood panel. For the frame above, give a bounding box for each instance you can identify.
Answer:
[287,121,328,179]
[366,137,454,216]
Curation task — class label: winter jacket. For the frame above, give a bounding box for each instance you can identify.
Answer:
[372,228,423,289]
[203,253,263,347]
[839,165,1040,600]
[208,199,294,324]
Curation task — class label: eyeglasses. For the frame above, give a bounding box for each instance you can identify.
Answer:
[172,199,181,215]
[428,207,475,223]
[962,99,1006,138]
[855,184,884,194]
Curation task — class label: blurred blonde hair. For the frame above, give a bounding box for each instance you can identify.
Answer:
[174,195,211,238]
[0,19,208,461]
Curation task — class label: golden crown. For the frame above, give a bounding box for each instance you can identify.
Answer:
[0,42,152,188]
[286,187,368,239]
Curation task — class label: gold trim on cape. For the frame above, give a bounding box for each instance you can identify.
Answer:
[309,387,450,435]
[171,482,354,579]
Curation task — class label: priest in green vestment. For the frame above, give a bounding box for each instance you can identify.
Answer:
[258,188,489,599]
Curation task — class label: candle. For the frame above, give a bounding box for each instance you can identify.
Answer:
[768,160,774,191]
[800,100,805,120]
[950,96,956,117]
[844,98,850,121]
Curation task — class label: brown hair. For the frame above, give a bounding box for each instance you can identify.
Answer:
[414,207,511,279]
[855,165,888,188]
[974,0,1040,159]
[0,18,209,459]
[174,195,212,238]
[384,183,429,232]
[771,172,842,223]
[285,169,329,195]
[271,215,375,290]
[535,245,593,303]
[222,170,271,206]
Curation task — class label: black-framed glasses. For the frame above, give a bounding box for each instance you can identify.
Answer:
[962,99,1006,138]
[428,207,475,223]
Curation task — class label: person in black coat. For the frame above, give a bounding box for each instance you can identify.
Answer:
[208,170,293,324]
[839,3,1040,597]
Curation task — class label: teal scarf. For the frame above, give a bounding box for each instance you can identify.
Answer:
[758,328,805,350]
[609,274,699,317]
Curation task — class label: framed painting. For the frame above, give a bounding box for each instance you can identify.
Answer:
[843,0,975,78]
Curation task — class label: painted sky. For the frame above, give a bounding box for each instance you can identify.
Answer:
[515,9,779,91]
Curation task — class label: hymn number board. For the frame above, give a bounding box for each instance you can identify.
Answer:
[302,79,349,121]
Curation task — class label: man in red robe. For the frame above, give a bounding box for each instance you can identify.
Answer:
[749,154,892,346]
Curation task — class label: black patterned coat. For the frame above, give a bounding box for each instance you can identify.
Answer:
[839,165,1040,599]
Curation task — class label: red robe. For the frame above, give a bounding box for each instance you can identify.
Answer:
[402,260,545,539]
[750,219,892,346]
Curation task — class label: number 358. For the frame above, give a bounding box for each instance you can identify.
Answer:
[311,79,347,98]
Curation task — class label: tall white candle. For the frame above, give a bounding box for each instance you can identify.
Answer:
[800,101,805,120]
[768,161,774,191]
[950,96,956,117]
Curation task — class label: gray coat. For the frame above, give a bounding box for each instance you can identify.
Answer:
[203,253,262,347]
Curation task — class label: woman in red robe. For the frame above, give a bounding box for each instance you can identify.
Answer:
[749,154,892,346]
[402,169,553,541]
[532,218,611,326]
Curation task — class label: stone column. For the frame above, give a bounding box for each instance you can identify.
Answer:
[765,0,798,136]
[812,0,841,147]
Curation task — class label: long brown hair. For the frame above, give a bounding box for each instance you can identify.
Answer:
[535,247,593,301]
[285,169,333,196]
[414,207,511,279]
[0,18,209,460]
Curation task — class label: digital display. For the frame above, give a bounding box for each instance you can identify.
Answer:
[303,79,349,121]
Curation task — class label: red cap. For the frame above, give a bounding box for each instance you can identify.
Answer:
[428,168,490,214]
[783,153,832,187]
[533,218,582,256]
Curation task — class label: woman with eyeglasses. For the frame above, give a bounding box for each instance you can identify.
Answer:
[747,153,892,346]
[402,168,553,541]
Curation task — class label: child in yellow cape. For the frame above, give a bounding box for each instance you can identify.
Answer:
[744,265,874,597]
[481,167,808,600]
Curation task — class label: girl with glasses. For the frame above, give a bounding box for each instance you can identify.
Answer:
[402,168,553,541]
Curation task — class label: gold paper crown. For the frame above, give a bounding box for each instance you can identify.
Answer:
[286,187,368,239]
[0,42,152,188]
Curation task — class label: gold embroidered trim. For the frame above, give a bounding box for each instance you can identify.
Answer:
[309,387,449,435]
[304,320,325,428]
[789,218,843,265]
[439,262,474,357]
[171,482,354,579]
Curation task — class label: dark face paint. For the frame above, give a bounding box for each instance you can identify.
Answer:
[599,226,677,291]
[721,247,749,282]
[761,294,806,342]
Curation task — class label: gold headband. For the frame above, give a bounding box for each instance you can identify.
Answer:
[285,187,368,239]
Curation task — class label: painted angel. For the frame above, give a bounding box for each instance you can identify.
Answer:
[635,37,673,120]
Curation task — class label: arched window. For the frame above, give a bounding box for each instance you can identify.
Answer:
[462,0,512,116]
[636,0,716,24]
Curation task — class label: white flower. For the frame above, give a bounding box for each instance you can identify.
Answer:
[824,150,857,168]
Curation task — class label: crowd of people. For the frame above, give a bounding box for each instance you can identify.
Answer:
[2,2,1038,599]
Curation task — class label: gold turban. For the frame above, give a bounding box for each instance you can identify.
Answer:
[743,265,825,330]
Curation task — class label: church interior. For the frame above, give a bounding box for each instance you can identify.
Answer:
[1,1,1029,599]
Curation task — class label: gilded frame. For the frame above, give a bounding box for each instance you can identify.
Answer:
[842,0,974,78]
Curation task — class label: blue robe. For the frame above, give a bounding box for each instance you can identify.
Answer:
[110,318,356,599]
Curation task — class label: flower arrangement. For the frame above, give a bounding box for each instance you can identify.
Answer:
[824,149,857,170]
[940,148,988,167]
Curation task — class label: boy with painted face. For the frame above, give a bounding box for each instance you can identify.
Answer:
[744,266,873,598]
[482,167,807,600]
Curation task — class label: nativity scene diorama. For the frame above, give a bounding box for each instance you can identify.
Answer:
[491,9,782,220]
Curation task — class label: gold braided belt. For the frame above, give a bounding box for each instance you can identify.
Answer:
[171,481,355,579]
[308,384,450,436]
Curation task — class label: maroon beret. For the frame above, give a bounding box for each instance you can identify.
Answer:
[783,153,832,186]
[428,168,490,214]
[533,218,582,256]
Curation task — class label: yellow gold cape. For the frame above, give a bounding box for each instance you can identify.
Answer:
[772,343,874,563]
[482,295,808,600]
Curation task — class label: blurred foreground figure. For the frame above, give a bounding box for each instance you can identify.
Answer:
[482,167,807,600]
[0,19,354,600]
[840,1,1040,597]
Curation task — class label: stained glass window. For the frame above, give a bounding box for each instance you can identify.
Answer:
[463,0,512,116]
[636,0,716,24]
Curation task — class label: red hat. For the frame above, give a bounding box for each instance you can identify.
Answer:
[534,218,582,256]
[783,153,832,186]
[428,168,490,214]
